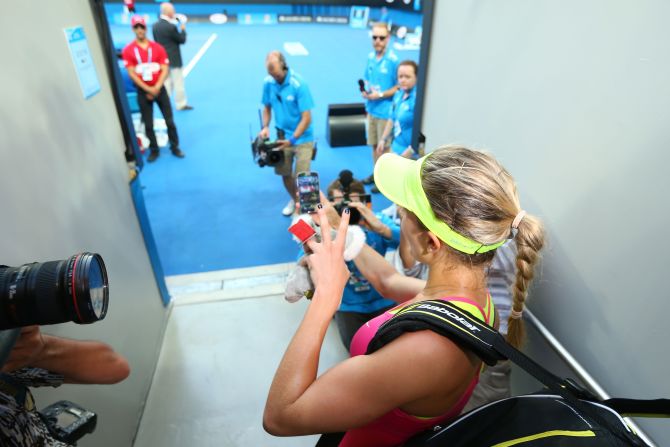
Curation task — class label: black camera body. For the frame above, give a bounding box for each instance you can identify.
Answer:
[331,193,372,226]
[40,400,97,445]
[251,136,284,167]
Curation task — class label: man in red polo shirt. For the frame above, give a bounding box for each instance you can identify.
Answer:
[122,15,185,162]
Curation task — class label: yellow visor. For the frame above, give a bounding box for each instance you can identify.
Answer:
[373,152,505,255]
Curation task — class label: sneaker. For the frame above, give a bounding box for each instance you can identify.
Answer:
[147,149,160,162]
[177,105,194,111]
[362,174,375,185]
[171,147,185,158]
[282,199,296,216]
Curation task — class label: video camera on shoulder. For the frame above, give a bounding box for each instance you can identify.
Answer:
[251,128,285,168]
[327,170,372,226]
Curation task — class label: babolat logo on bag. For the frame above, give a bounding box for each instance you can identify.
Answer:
[415,303,481,333]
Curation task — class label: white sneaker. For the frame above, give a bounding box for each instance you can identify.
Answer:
[282,199,296,216]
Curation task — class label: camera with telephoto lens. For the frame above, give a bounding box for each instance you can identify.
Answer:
[251,128,285,167]
[0,253,109,330]
[0,253,108,444]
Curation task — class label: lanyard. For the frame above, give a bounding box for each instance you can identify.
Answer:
[133,45,152,65]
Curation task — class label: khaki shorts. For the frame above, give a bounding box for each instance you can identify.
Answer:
[367,115,392,148]
[274,141,314,177]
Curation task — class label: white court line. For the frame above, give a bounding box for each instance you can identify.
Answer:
[183,33,217,78]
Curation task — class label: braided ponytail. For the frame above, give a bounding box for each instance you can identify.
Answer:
[419,146,546,348]
[506,214,545,348]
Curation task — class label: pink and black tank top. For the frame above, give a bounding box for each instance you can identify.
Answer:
[340,295,495,447]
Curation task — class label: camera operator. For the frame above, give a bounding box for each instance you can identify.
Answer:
[259,50,315,216]
[0,326,129,446]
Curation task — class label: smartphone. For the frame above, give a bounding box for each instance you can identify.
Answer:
[296,171,320,213]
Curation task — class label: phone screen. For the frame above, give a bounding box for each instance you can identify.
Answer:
[297,172,320,213]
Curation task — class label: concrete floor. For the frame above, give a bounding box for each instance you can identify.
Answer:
[133,264,349,447]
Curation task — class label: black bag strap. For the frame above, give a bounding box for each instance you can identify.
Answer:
[367,300,664,446]
[604,398,670,418]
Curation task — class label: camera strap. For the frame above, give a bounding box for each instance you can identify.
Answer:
[0,372,35,410]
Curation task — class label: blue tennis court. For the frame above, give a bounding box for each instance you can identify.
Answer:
[107,5,420,275]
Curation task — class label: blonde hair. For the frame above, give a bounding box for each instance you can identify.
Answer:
[420,146,545,347]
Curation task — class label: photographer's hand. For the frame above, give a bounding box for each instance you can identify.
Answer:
[276,139,291,149]
[259,126,270,139]
[349,202,392,239]
[1,326,46,373]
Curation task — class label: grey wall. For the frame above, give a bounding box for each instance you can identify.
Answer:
[0,2,167,446]
[421,0,669,443]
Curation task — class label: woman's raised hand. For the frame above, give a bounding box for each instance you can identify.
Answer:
[304,203,351,314]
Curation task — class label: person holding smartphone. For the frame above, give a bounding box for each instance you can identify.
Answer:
[260,51,315,216]
[377,60,418,160]
[265,146,545,446]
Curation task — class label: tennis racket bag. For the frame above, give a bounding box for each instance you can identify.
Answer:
[365,300,669,446]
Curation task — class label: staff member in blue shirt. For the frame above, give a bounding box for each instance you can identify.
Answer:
[361,23,399,192]
[377,60,418,159]
[259,51,315,216]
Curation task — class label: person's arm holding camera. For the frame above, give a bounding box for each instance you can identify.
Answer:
[277,110,311,149]
[1,326,130,385]
[348,202,398,243]
[260,104,272,139]
[277,80,314,149]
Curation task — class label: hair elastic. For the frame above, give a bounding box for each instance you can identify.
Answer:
[512,210,527,229]
[509,309,524,320]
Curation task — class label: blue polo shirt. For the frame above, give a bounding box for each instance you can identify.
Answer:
[261,69,314,144]
[390,87,416,155]
[363,49,399,120]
